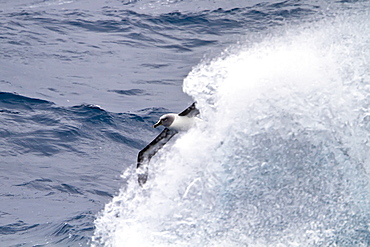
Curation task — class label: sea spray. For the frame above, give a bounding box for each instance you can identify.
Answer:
[93,7,370,246]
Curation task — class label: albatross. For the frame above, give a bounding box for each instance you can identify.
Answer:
[137,102,199,186]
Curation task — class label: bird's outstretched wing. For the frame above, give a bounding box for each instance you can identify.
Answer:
[137,128,178,185]
[137,102,199,186]
[178,102,199,117]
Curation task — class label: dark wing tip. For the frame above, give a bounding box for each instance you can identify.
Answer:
[178,102,199,117]
[137,151,148,186]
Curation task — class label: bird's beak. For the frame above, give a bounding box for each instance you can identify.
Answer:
[153,120,162,128]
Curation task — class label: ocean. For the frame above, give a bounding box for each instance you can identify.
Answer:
[1,0,370,246]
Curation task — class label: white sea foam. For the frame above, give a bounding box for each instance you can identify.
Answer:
[93,6,370,246]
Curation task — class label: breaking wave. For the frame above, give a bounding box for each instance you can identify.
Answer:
[93,5,370,247]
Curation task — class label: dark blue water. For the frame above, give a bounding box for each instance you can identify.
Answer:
[1,0,370,246]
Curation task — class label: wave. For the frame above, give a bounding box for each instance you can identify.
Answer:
[0,92,156,156]
[93,4,370,246]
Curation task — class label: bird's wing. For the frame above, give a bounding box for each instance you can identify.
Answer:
[137,128,178,185]
[178,102,199,117]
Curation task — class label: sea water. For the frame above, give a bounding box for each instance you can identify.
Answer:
[1,0,369,246]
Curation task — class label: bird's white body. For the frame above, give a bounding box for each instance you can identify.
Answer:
[166,114,198,131]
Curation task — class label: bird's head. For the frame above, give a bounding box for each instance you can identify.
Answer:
[153,114,176,128]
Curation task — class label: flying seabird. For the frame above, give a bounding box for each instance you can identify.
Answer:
[137,102,200,186]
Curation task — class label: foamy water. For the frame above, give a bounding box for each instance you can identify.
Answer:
[93,5,370,246]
